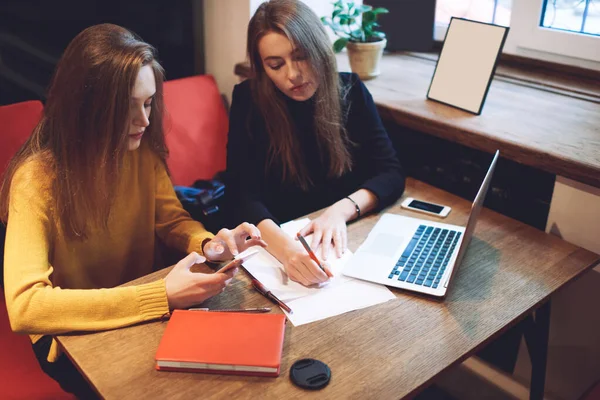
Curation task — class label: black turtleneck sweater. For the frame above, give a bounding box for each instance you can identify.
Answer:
[225,72,405,226]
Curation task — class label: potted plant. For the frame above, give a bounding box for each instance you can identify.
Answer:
[321,1,388,80]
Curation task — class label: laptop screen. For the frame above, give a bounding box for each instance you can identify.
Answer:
[452,150,500,270]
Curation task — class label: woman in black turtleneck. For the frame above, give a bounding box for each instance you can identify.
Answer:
[226,0,405,287]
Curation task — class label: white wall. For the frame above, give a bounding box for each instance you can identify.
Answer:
[511,178,600,400]
[203,0,252,105]
[547,177,600,257]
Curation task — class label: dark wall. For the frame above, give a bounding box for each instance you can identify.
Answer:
[386,122,555,230]
[0,0,200,106]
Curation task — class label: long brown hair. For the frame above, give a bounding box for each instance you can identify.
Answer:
[0,23,168,239]
[247,0,352,190]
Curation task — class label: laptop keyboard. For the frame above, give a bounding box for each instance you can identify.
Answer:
[388,225,462,289]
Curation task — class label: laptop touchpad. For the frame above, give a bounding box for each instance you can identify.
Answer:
[362,233,404,258]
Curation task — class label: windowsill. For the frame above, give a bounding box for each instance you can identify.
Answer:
[430,41,600,100]
[234,51,600,188]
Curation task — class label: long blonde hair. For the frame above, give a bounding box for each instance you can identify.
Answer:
[247,0,352,190]
[0,24,168,239]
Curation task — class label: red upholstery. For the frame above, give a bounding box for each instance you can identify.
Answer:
[163,75,228,186]
[0,100,43,174]
[0,77,226,397]
[0,292,74,399]
[0,101,72,398]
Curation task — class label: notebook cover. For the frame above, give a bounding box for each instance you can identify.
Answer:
[155,310,286,377]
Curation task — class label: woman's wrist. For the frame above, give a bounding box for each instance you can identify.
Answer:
[334,198,359,222]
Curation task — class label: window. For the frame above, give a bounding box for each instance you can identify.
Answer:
[434,0,512,40]
[434,0,600,64]
[510,0,600,62]
[541,0,600,35]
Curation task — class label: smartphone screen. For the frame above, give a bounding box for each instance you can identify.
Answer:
[217,250,260,273]
[408,199,444,214]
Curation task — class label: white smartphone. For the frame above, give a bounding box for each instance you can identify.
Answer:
[216,249,260,274]
[400,197,451,218]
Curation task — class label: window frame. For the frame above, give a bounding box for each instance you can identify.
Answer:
[434,0,600,65]
[509,0,600,63]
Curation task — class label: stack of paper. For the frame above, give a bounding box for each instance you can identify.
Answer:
[239,218,395,326]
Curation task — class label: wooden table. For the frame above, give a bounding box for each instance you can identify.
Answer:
[57,178,599,399]
[236,53,600,188]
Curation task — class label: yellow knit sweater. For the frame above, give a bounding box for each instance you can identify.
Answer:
[3,144,213,361]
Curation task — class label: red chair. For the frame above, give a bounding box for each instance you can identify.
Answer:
[163,75,229,186]
[0,100,43,173]
[0,100,73,399]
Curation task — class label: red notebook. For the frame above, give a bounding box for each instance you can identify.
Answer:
[155,310,286,377]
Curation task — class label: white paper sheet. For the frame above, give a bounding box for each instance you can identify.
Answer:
[240,218,395,326]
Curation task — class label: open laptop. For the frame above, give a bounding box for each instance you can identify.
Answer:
[343,150,499,297]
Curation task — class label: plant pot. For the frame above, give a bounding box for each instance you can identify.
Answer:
[346,38,387,80]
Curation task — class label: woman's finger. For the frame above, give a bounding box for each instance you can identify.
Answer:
[177,252,206,271]
[321,229,333,261]
[220,267,238,281]
[289,264,312,286]
[342,227,348,254]
[241,237,268,250]
[310,228,323,251]
[218,229,239,256]
[334,230,343,258]
[301,256,328,283]
[238,222,261,240]
[322,262,334,278]
[297,221,314,238]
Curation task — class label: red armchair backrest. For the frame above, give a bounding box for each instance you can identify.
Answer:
[163,75,228,186]
[0,100,43,175]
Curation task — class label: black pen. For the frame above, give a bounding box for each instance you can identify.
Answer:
[189,307,271,313]
[250,278,293,314]
[241,266,293,314]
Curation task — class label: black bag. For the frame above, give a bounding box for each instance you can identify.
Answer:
[174,174,227,233]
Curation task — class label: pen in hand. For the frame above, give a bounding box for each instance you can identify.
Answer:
[296,233,334,278]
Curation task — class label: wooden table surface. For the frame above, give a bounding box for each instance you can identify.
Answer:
[57,178,600,400]
[236,52,600,188]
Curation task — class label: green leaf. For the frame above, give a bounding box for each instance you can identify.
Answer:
[333,37,349,53]
[340,16,357,25]
[351,28,364,41]
[333,9,342,18]
[372,7,389,15]
[357,4,372,13]
[362,10,376,23]
[372,31,386,39]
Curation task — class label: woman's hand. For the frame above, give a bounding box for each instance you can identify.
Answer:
[282,243,333,286]
[165,252,238,309]
[203,222,267,262]
[297,206,349,260]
